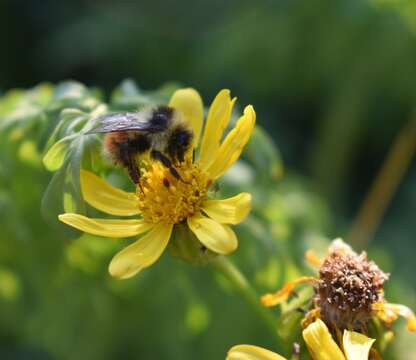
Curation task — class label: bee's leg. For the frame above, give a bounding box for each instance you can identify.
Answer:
[150,150,182,182]
[128,163,141,184]
[119,143,140,184]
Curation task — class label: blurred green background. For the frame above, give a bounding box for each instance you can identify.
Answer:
[0,1,415,359]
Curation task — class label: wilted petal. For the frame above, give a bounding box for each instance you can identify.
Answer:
[304,249,323,268]
[261,276,316,307]
[374,302,416,332]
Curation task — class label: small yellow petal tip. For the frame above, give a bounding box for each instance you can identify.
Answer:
[244,104,256,117]
[218,88,231,96]
[407,316,416,332]
[227,344,287,360]
[261,292,289,307]
[58,213,70,222]
[304,249,322,267]
[172,87,200,95]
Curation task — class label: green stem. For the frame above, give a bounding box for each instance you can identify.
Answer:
[211,256,283,349]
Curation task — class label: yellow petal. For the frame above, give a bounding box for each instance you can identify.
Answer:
[302,319,346,360]
[343,330,375,360]
[202,192,251,225]
[227,345,287,360]
[58,213,152,238]
[304,249,323,268]
[206,105,256,180]
[261,276,316,307]
[169,88,204,147]
[199,89,236,168]
[187,214,237,254]
[81,170,139,216]
[409,317,416,332]
[374,302,416,332]
[109,223,173,279]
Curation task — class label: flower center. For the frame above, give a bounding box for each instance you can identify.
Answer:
[316,244,388,330]
[136,157,210,224]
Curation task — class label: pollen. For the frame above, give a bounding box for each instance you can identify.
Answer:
[316,241,389,331]
[136,158,210,224]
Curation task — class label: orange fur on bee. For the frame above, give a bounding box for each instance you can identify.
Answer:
[103,132,129,164]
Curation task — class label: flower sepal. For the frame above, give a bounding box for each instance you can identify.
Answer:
[168,223,218,265]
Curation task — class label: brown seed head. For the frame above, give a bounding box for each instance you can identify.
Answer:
[316,239,389,331]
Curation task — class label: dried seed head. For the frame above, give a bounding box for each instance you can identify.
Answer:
[316,239,389,331]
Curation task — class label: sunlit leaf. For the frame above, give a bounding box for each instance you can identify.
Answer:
[244,126,283,181]
[43,135,76,171]
[110,79,180,110]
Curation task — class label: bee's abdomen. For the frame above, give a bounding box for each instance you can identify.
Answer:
[103,132,151,166]
[104,132,129,165]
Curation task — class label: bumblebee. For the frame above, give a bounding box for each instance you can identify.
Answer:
[87,106,193,184]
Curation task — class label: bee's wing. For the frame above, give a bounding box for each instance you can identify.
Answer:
[86,112,154,134]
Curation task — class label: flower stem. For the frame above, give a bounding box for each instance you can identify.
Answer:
[210,256,284,350]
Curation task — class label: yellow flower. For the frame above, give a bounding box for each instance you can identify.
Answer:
[227,319,374,360]
[260,239,415,355]
[58,88,255,279]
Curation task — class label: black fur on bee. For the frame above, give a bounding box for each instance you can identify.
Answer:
[167,125,193,162]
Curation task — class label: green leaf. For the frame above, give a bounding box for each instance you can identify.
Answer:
[52,81,89,102]
[41,158,80,237]
[117,78,141,96]
[69,137,87,216]
[41,136,87,236]
[110,79,180,110]
[50,81,101,111]
[18,140,42,167]
[0,89,25,117]
[0,84,53,136]
[43,135,76,171]
[244,126,284,181]
[43,109,86,151]
[168,224,217,265]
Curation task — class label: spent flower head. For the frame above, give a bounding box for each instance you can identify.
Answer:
[259,239,415,359]
[58,88,255,279]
